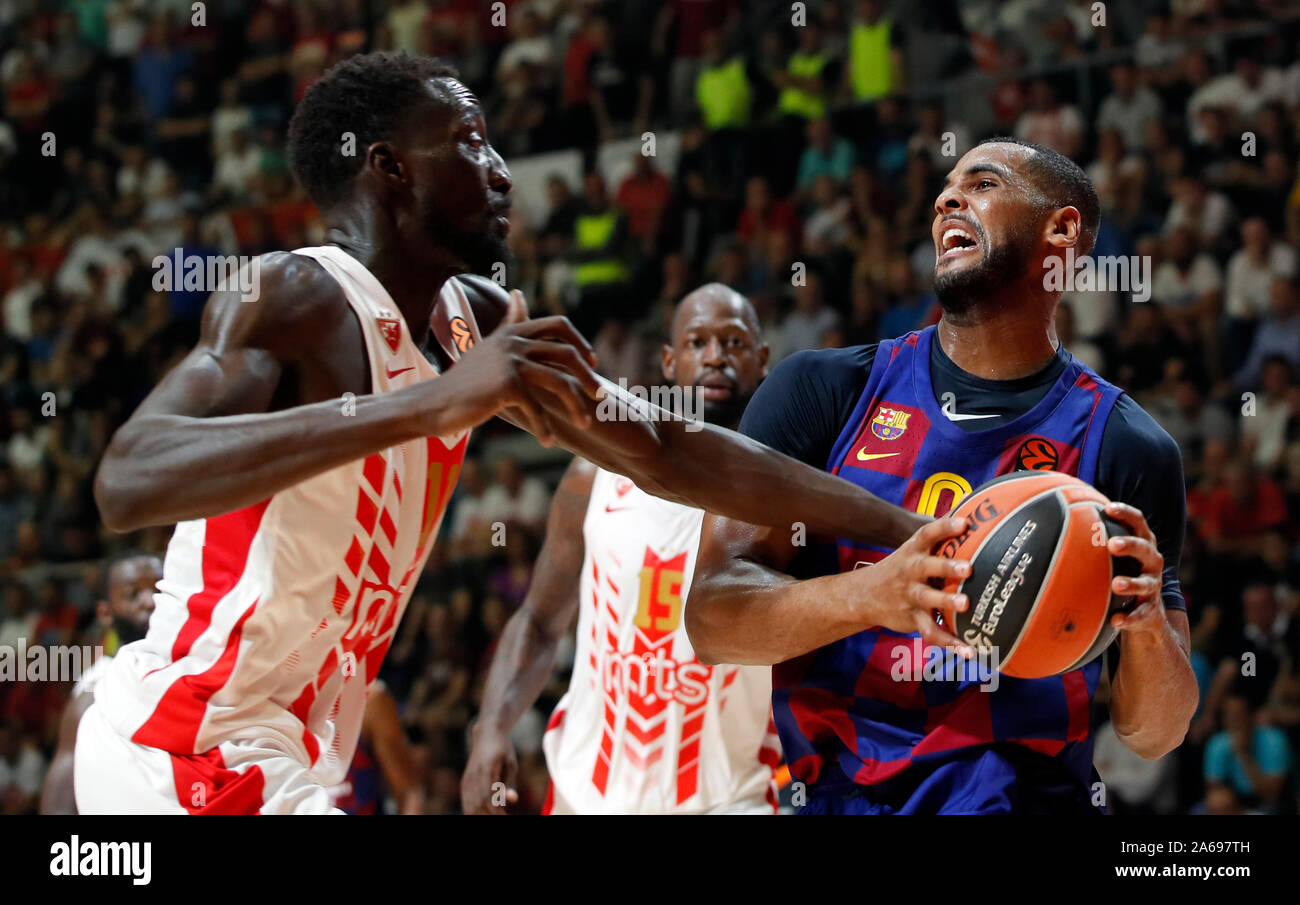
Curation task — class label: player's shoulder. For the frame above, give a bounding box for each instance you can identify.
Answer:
[766,343,878,394]
[199,250,350,352]
[1102,392,1183,464]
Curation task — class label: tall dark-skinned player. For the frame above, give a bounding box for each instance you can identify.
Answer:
[79,54,938,814]
[687,139,1198,815]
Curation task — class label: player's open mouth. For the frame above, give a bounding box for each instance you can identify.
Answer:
[939,225,979,259]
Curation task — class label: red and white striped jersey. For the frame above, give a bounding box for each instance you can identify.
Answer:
[95,246,468,786]
[542,468,779,814]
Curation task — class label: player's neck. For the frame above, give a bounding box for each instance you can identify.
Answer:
[935,301,1059,381]
[323,211,460,345]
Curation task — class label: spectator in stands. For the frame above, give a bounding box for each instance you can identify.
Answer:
[843,0,903,104]
[1204,686,1293,814]
[796,117,855,196]
[481,457,549,543]
[1235,277,1300,388]
[1014,78,1084,159]
[0,721,45,815]
[1098,61,1164,152]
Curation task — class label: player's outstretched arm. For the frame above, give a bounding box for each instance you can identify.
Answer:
[461,457,595,814]
[95,255,600,531]
[686,514,975,666]
[456,285,926,549]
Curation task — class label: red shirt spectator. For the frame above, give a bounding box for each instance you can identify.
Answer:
[616,158,672,242]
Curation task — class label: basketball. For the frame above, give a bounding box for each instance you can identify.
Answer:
[934,471,1142,680]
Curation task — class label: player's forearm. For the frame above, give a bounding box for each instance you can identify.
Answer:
[652,421,927,547]
[550,409,924,547]
[95,384,476,531]
[474,608,565,737]
[686,559,865,666]
[1111,620,1198,759]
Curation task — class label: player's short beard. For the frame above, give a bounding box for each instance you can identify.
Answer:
[113,615,148,646]
[934,227,1037,321]
[426,207,510,276]
[698,384,757,429]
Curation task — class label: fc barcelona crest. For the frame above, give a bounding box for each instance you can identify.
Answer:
[376,312,402,354]
[870,405,911,441]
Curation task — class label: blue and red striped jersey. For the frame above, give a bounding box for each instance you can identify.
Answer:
[772,327,1126,800]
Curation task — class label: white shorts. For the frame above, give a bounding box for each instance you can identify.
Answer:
[74,702,342,815]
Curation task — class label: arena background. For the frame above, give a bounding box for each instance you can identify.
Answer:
[0,0,1298,816]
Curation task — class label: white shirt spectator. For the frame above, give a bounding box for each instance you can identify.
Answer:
[1241,393,1290,472]
[7,424,51,472]
[0,609,36,653]
[1014,105,1084,158]
[211,103,253,159]
[776,306,841,361]
[481,476,551,537]
[1097,87,1163,151]
[214,144,263,199]
[1093,720,1173,810]
[1164,191,1234,246]
[1188,69,1287,139]
[1152,256,1223,310]
[1225,244,1298,319]
[106,0,147,59]
[0,743,46,800]
[497,36,553,80]
[2,276,42,341]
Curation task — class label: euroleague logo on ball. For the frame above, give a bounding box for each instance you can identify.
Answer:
[1016,437,1059,471]
[450,316,475,352]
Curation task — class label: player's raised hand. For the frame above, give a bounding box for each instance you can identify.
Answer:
[461,726,519,815]
[434,289,601,446]
[845,517,977,658]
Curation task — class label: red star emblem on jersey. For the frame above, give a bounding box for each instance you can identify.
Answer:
[377,317,402,354]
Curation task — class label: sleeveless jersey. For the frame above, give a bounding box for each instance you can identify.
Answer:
[542,468,780,814]
[776,327,1123,796]
[96,246,468,786]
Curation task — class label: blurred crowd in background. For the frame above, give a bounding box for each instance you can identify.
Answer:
[1,0,1299,814]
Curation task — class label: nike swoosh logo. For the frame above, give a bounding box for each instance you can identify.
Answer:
[604,505,632,513]
[386,366,416,379]
[943,410,1000,421]
[856,451,899,462]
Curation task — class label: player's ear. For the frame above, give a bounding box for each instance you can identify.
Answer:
[366,142,406,187]
[661,343,675,382]
[758,343,771,376]
[95,600,112,627]
[1045,206,1082,250]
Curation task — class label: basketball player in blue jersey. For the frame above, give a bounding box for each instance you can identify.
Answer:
[686,138,1199,814]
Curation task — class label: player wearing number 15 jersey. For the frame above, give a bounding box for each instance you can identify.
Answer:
[462,286,780,814]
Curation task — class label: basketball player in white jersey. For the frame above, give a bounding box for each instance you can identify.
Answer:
[463,285,781,814]
[79,54,930,814]
[40,553,161,814]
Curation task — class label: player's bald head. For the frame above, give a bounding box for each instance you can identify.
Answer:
[670,283,760,343]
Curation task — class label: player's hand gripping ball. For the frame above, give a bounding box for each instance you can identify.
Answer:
[931,471,1142,679]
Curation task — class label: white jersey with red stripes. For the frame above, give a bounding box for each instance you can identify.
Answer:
[94,246,468,788]
[542,467,779,814]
